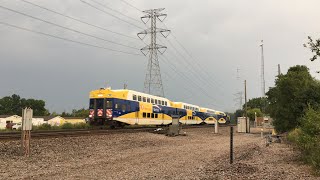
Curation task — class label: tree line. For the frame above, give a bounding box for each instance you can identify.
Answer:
[0,94,88,118]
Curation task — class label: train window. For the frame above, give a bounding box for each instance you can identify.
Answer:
[154,99,157,104]
[89,99,94,109]
[162,101,164,105]
[143,97,146,102]
[143,112,146,118]
[133,95,137,101]
[155,114,158,118]
[151,98,154,104]
[151,113,154,118]
[165,101,167,106]
[106,101,112,108]
[96,99,104,109]
[192,116,195,120]
[127,105,131,111]
[115,103,120,109]
[147,98,150,103]
[121,104,126,111]
[147,113,151,118]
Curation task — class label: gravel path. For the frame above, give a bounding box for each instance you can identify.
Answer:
[0,127,317,179]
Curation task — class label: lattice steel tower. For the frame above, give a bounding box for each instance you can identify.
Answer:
[137,8,170,97]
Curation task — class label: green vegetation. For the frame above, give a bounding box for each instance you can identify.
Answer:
[61,108,90,118]
[304,36,320,62]
[30,122,91,131]
[0,94,49,116]
[243,97,268,114]
[264,40,320,172]
[287,107,320,173]
[267,65,320,133]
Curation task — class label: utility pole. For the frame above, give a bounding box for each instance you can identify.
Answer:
[137,8,170,97]
[245,80,248,133]
[260,40,266,97]
[278,64,281,76]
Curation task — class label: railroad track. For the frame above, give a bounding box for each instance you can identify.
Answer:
[0,124,235,141]
[0,128,156,141]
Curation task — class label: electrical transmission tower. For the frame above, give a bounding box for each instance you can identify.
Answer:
[137,8,170,97]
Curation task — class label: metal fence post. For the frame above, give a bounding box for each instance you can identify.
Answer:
[230,126,234,164]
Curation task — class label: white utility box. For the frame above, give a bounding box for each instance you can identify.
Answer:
[237,117,250,133]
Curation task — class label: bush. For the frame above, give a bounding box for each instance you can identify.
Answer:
[60,122,74,129]
[287,128,302,144]
[73,122,91,129]
[288,107,320,172]
[37,123,52,130]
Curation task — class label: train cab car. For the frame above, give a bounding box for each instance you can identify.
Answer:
[89,87,228,127]
[89,88,181,127]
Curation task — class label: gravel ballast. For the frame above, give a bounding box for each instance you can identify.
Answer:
[0,127,317,179]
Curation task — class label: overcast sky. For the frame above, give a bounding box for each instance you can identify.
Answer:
[0,0,320,113]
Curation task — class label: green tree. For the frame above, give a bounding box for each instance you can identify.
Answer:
[304,36,320,61]
[71,108,89,118]
[247,108,263,122]
[243,97,268,114]
[234,109,244,119]
[266,65,320,132]
[0,94,49,116]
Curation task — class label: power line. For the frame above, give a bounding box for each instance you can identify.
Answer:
[159,55,225,108]
[0,5,138,50]
[88,0,141,23]
[118,0,142,12]
[159,38,227,97]
[19,0,138,40]
[0,21,142,56]
[80,0,144,30]
[164,28,226,88]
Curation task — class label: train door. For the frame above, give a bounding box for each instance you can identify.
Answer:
[135,104,139,125]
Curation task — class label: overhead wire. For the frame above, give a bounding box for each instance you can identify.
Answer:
[0,5,139,50]
[163,23,227,88]
[0,21,142,56]
[118,0,142,12]
[80,0,144,30]
[159,55,226,108]
[19,0,139,40]
[88,0,141,23]
[158,37,227,97]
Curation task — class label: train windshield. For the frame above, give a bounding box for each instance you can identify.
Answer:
[96,99,104,109]
[105,100,113,109]
[89,99,94,109]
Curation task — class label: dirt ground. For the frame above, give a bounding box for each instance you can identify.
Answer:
[0,127,318,180]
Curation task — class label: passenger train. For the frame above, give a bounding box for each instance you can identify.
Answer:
[89,88,229,127]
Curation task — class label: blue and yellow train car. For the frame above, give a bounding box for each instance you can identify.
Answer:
[89,88,229,127]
